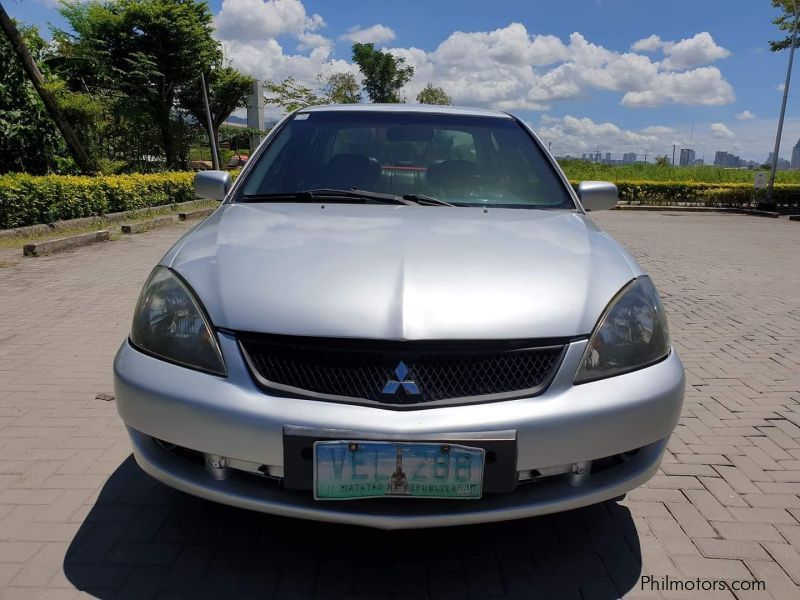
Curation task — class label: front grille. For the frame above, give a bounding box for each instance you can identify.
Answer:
[238,335,565,407]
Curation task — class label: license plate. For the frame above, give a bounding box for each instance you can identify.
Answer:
[313,441,485,500]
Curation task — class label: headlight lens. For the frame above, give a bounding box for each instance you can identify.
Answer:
[130,266,226,375]
[575,276,670,384]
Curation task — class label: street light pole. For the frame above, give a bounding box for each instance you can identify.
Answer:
[766,0,800,207]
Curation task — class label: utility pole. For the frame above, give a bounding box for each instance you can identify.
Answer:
[200,71,220,170]
[672,144,676,166]
[767,0,800,207]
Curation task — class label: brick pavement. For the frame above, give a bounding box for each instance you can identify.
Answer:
[0,212,798,599]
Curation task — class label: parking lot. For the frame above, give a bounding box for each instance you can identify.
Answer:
[0,211,798,599]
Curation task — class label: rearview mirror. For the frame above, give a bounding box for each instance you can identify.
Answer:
[194,170,231,201]
[577,181,618,211]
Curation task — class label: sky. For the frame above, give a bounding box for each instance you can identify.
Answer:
[7,0,800,162]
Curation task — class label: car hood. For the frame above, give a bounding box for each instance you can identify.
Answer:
[165,203,641,340]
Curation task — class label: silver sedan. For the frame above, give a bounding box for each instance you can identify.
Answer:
[114,104,684,529]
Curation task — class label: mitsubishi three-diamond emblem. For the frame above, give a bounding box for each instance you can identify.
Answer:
[381,361,421,401]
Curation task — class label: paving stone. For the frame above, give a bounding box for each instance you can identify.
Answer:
[682,490,734,522]
[714,466,762,494]
[742,494,800,509]
[694,538,771,561]
[666,503,717,538]
[711,522,785,542]
[1,211,800,598]
[762,543,800,585]
[728,507,797,524]
[671,555,751,579]
[746,560,799,600]
[699,477,749,508]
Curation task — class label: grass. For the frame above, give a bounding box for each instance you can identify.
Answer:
[0,200,218,250]
[557,159,800,184]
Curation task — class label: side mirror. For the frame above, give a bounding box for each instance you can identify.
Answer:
[194,170,231,201]
[577,181,618,211]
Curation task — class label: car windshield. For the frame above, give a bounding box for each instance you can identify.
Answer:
[238,111,574,209]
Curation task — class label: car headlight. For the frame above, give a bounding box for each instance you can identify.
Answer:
[575,276,670,384]
[130,266,226,376]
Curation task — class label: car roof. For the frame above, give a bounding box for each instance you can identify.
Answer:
[297,103,514,119]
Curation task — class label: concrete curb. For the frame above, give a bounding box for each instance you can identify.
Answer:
[612,205,781,218]
[121,215,177,234]
[0,200,208,240]
[23,230,110,257]
[178,208,215,221]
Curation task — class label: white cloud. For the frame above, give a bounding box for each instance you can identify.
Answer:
[620,67,734,107]
[220,37,354,88]
[386,24,574,109]
[295,31,332,53]
[631,35,664,52]
[660,32,730,70]
[539,115,800,163]
[632,32,730,70]
[717,116,800,162]
[215,0,346,93]
[777,82,786,92]
[431,23,569,68]
[213,2,736,112]
[736,110,756,120]
[339,24,397,44]
[215,0,325,44]
[641,125,676,135]
[710,122,734,138]
[535,115,661,155]
[390,28,734,110]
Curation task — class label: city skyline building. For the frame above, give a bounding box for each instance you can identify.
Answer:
[791,139,800,169]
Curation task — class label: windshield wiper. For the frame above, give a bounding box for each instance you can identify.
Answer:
[241,188,413,205]
[242,188,459,207]
[402,193,457,207]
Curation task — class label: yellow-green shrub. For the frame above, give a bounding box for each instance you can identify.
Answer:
[0,172,196,229]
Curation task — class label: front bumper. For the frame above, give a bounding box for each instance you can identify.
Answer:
[114,332,685,529]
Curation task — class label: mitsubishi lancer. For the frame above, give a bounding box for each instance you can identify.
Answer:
[113,104,685,529]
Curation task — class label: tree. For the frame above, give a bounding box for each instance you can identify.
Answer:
[265,77,324,112]
[320,72,361,104]
[0,2,92,172]
[59,0,222,168]
[351,43,414,103]
[0,21,71,174]
[178,66,254,152]
[416,83,452,105]
[654,155,671,167]
[770,0,800,51]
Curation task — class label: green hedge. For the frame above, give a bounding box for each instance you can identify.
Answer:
[0,172,196,229]
[3,172,799,229]
[571,180,800,208]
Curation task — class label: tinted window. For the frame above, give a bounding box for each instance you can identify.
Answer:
[240,111,573,209]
